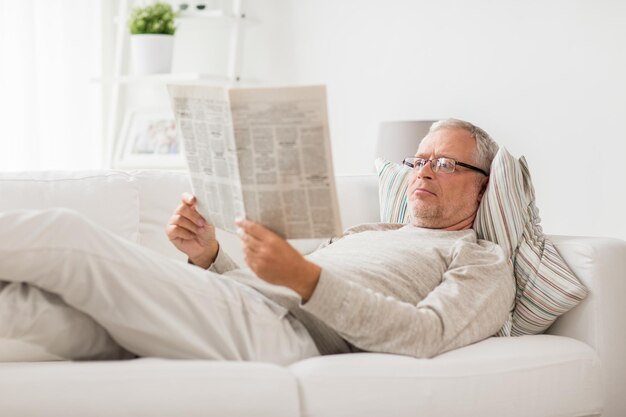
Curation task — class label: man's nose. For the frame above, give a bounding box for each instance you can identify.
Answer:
[416,160,434,179]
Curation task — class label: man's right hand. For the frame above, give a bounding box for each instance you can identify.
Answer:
[166,192,219,269]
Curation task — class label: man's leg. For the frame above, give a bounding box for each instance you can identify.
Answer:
[0,281,136,360]
[0,208,319,365]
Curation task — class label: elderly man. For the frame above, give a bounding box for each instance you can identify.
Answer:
[167,118,515,361]
[0,118,514,364]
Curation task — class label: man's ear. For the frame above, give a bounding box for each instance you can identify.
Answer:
[477,177,489,203]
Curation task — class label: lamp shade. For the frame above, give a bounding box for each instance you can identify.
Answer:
[375,120,437,164]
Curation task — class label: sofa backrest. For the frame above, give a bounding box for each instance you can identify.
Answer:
[0,171,141,242]
[0,170,380,265]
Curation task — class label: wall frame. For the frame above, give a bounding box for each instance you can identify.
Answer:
[114,107,185,169]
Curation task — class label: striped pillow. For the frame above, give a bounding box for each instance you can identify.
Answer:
[474,147,588,336]
[374,150,588,336]
[375,158,411,224]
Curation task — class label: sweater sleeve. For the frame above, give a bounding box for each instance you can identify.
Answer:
[300,240,515,358]
[193,245,239,274]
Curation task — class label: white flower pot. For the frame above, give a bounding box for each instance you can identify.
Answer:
[130,34,174,74]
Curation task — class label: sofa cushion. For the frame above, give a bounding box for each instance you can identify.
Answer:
[130,170,191,261]
[0,171,140,242]
[290,335,602,417]
[0,359,300,417]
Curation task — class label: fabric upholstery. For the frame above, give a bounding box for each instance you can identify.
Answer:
[548,235,626,417]
[0,171,140,242]
[0,359,300,417]
[290,335,602,417]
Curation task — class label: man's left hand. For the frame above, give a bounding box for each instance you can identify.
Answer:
[235,219,321,302]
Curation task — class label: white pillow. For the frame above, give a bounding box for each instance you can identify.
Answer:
[131,170,191,260]
[0,171,140,242]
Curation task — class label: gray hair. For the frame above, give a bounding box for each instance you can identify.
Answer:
[428,118,499,173]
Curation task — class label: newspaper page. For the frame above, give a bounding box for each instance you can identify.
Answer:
[167,85,244,233]
[229,85,342,239]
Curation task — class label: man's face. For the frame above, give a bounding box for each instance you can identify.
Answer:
[407,128,488,230]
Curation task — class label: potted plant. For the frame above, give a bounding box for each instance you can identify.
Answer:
[128,2,177,74]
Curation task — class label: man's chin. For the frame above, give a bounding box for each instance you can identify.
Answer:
[409,206,441,225]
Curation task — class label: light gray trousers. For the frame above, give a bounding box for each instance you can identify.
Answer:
[0,208,319,365]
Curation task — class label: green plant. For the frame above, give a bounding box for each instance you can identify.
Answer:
[128,2,176,35]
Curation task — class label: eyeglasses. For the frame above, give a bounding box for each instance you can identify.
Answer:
[403,157,488,176]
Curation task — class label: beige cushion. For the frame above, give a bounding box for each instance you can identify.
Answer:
[290,335,602,417]
[0,359,300,417]
[0,171,140,242]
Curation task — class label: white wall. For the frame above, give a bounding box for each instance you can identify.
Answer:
[235,0,626,240]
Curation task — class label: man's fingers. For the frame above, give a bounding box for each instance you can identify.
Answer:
[235,218,274,240]
[176,192,205,226]
[243,252,257,270]
[175,203,206,227]
[169,214,200,234]
[243,245,264,265]
[166,224,197,241]
[237,226,264,251]
[181,192,196,206]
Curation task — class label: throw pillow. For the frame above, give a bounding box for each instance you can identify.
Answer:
[375,158,411,224]
[474,147,588,336]
[374,150,589,336]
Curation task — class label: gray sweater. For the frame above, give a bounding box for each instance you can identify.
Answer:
[209,223,515,358]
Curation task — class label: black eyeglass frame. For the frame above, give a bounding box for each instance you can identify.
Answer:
[403,157,489,176]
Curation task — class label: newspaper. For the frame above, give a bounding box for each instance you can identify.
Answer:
[167,84,343,239]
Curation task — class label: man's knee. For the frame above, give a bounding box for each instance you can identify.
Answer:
[41,207,88,228]
[0,207,88,235]
[31,208,94,243]
[42,207,82,219]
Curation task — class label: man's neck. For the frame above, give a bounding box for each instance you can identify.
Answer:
[442,215,475,231]
[412,213,476,231]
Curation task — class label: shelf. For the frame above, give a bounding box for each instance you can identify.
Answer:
[176,10,239,20]
[95,72,234,85]
[114,11,237,25]
[103,0,248,168]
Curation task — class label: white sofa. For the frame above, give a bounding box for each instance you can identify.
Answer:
[0,169,623,417]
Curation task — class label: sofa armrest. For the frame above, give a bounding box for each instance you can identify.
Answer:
[548,235,626,417]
